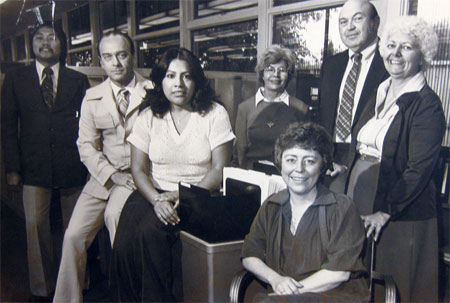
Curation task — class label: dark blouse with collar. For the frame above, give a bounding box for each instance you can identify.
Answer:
[242,184,368,299]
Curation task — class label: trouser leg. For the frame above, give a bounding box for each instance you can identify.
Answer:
[104,185,133,246]
[23,185,54,296]
[59,186,83,230]
[111,191,183,302]
[139,201,183,302]
[53,192,106,303]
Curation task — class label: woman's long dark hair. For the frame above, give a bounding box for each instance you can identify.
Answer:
[140,47,217,117]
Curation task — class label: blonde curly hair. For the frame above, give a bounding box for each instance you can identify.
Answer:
[379,16,438,70]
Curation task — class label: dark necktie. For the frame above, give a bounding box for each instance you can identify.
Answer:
[117,89,130,118]
[335,52,362,141]
[41,67,54,108]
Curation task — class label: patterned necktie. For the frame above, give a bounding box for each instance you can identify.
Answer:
[117,89,130,118]
[335,52,362,141]
[41,67,54,108]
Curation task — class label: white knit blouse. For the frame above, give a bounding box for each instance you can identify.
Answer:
[128,102,235,191]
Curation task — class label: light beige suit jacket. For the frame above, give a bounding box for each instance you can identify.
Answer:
[77,72,152,199]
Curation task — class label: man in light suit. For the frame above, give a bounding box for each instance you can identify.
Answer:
[319,0,388,193]
[1,22,89,301]
[53,31,151,303]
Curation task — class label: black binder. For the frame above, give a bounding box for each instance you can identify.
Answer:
[178,179,261,243]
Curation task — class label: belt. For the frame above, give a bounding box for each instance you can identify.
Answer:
[358,153,380,163]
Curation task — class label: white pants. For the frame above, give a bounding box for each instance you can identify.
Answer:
[23,185,81,297]
[53,185,133,303]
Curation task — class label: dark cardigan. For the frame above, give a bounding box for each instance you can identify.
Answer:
[347,84,446,221]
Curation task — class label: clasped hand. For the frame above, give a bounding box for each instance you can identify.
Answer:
[154,191,180,226]
[325,162,347,177]
[361,211,391,242]
[269,275,303,296]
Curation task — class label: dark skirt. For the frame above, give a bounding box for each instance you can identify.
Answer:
[374,217,438,302]
[347,155,438,302]
[346,155,380,216]
[110,190,183,302]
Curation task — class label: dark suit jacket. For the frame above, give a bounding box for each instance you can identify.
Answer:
[319,48,388,142]
[1,64,90,188]
[347,84,446,221]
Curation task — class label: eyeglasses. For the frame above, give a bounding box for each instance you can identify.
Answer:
[264,66,288,75]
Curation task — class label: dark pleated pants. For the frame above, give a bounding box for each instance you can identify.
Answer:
[110,190,183,302]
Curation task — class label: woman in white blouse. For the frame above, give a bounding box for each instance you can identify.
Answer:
[346,16,445,302]
[110,48,235,302]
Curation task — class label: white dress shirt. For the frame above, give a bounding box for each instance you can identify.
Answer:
[36,60,60,94]
[335,40,378,143]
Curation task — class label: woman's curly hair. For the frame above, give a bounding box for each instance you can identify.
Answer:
[379,16,439,70]
[274,122,333,173]
[140,47,217,117]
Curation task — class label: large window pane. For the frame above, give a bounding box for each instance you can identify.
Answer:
[70,50,93,67]
[138,34,180,68]
[194,0,257,19]
[136,0,179,35]
[100,0,128,32]
[272,6,344,73]
[68,5,91,48]
[192,20,257,72]
[16,35,26,61]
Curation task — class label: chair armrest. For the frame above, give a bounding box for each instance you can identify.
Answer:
[372,271,397,303]
[230,269,257,303]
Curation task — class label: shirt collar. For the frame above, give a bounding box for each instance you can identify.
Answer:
[348,38,378,63]
[378,72,426,100]
[255,87,290,107]
[110,75,137,98]
[267,184,337,207]
[35,60,60,82]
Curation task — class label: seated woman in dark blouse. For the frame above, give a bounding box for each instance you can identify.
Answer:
[241,122,369,302]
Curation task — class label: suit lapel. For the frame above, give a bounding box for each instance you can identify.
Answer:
[54,66,74,110]
[330,52,349,129]
[353,49,388,127]
[19,65,47,111]
[102,81,123,126]
[125,73,146,117]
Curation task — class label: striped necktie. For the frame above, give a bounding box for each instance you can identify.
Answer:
[335,52,362,141]
[117,89,130,118]
[41,67,54,108]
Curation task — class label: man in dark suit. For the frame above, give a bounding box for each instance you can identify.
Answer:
[319,0,388,193]
[1,22,90,301]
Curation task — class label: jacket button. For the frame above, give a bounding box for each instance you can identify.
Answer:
[51,144,55,148]
[50,127,54,132]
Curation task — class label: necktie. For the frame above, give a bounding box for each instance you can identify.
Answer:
[41,67,54,108]
[117,89,130,118]
[335,52,362,141]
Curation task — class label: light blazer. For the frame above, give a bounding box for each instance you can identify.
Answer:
[1,64,90,188]
[319,48,388,138]
[77,72,150,199]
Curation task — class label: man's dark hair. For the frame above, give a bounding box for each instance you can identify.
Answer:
[97,30,135,56]
[31,21,67,64]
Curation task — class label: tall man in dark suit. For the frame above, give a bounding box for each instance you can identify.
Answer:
[1,22,90,300]
[319,0,389,193]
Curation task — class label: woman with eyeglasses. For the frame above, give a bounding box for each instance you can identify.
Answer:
[233,45,309,169]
